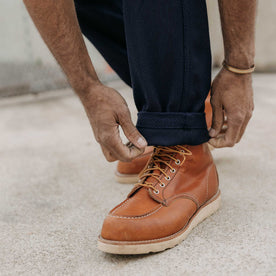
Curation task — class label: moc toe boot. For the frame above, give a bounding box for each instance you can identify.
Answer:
[98,143,221,255]
[115,94,213,184]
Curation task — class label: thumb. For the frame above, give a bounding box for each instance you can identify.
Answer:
[209,104,224,138]
[119,110,147,149]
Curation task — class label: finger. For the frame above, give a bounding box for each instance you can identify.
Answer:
[209,115,242,148]
[101,127,144,162]
[209,102,224,138]
[104,140,144,162]
[118,109,147,150]
[100,144,117,162]
[237,113,252,143]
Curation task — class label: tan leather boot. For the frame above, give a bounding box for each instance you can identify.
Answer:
[115,93,213,184]
[98,144,221,254]
[115,146,154,183]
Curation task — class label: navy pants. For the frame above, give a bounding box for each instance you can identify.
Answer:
[75,0,212,146]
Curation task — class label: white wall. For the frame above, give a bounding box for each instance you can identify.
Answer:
[1,0,276,72]
[0,0,106,72]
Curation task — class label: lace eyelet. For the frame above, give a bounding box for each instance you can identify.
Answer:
[175,159,180,165]
[165,176,171,181]
[180,150,185,153]
[160,183,165,187]
[170,168,176,173]
[153,190,159,194]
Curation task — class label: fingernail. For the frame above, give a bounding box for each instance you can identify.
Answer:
[137,137,147,148]
[209,128,216,137]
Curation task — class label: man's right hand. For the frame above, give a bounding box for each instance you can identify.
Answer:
[23,1,147,162]
[79,82,147,162]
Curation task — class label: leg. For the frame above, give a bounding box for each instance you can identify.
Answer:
[74,0,220,255]
[75,0,211,146]
[123,0,212,146]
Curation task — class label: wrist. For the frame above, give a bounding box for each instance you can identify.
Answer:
[222,60,255,75]
[225,51,255,69]
[71,77,101,97]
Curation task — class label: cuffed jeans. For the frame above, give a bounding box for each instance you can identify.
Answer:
[74,0,212,146]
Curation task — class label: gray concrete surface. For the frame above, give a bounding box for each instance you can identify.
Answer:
[0,75,275,275]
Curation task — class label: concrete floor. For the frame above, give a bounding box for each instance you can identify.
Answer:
[0,75,275,275]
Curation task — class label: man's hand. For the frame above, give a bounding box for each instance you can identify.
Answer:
[23,0,147,162]
[79,82,147,162]
[209,0,257,148]
[208,68,254,148]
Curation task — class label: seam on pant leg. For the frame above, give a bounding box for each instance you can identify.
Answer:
[179,0,191,112]
[122,1,149,111]
[177,0,185,113]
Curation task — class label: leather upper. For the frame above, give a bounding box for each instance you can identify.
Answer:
[101,143,219,242]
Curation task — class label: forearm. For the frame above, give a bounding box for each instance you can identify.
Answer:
[23,0,99,93]
[218,0,257,68]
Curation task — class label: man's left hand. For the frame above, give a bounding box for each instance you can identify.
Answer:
[209,68,254,148]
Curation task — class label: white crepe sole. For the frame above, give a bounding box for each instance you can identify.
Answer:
[98,190,221,255]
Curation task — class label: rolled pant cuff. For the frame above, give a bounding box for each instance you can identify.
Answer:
[136,112,210,146]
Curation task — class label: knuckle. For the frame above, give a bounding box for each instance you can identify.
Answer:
[118,106,129,118]
[105,156,114,162]
[95,135,101,143]
[247,111,253,119]
[126,128,138,140]
[225,139,235,147]
[102,150,114,162]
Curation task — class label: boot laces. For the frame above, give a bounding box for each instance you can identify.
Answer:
[135,145,192,193]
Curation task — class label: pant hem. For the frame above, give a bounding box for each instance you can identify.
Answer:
[136,112,209,146]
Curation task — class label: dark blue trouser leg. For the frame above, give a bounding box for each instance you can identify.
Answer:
[75,0,212,146]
